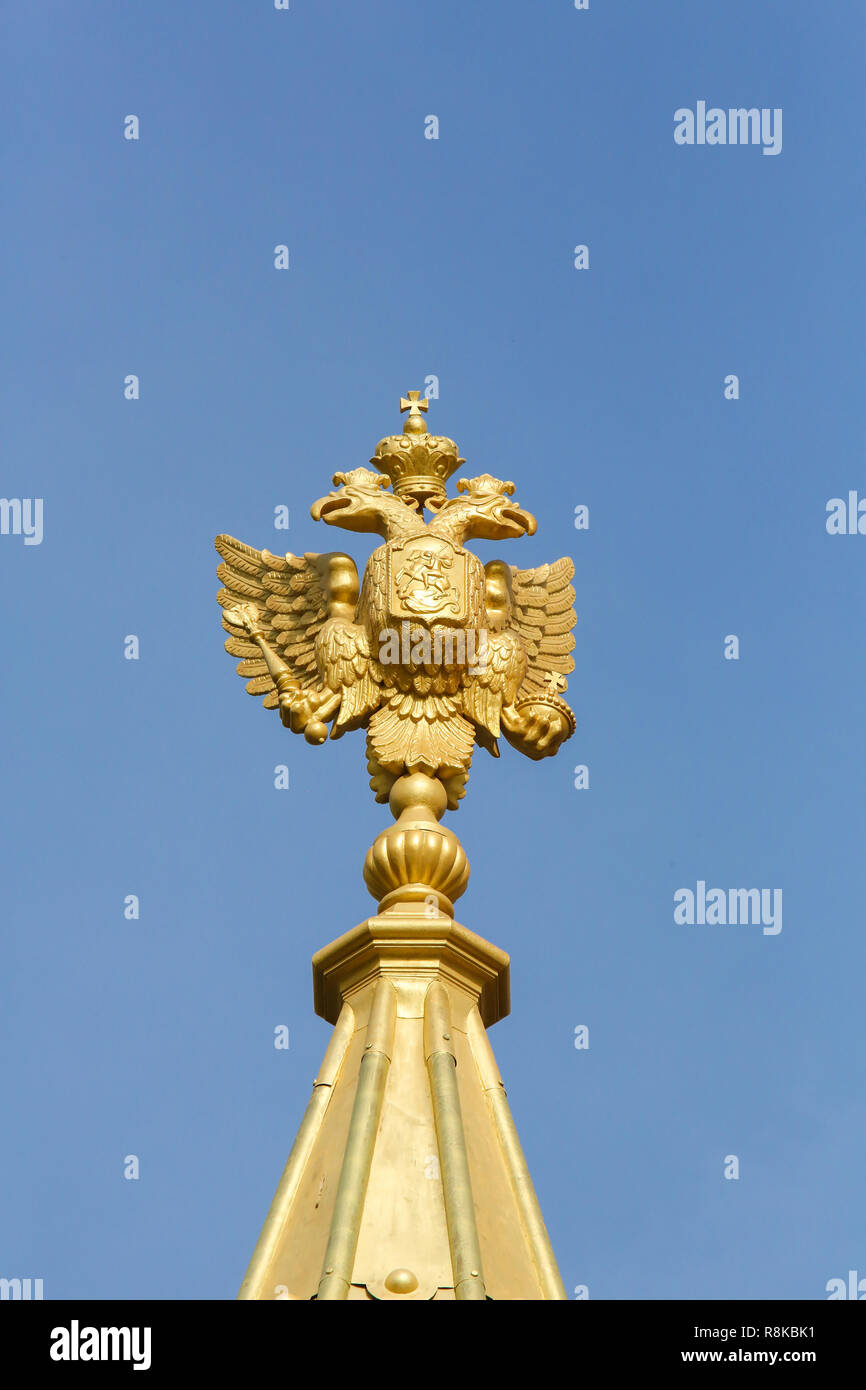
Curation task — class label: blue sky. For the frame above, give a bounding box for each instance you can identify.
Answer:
[2,0,864,1299]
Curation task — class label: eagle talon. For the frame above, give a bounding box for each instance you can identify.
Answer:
[501,698,575,761]
[279,688,340,736]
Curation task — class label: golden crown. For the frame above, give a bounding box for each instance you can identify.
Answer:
[371,392,464,510]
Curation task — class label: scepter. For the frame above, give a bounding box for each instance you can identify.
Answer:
[222,601,339,744]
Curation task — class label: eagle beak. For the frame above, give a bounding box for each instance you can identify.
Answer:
[501,504,537,536]
[311,492,351,522]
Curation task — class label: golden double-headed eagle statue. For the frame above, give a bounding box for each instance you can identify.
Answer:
[216,391,576,807]
[216,394,576,1301]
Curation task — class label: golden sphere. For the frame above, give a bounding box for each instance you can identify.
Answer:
[304,720,329,745]
[384,1268,418,1294]
[389,773,447,821]
[363,822,469,910]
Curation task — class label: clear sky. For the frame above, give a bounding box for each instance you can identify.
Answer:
[2,0,864,1301]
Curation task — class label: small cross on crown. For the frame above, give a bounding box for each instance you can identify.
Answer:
[400,390,429,433]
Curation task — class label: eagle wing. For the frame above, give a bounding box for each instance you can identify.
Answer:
[460,631,525,748]
[215,535,338,709]
[317,619,383,733]
[509,557,576,698]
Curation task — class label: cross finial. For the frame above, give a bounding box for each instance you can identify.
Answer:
[546,671,569,697]
[400,390,429,434]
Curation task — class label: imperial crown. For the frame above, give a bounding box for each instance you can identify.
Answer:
[371,391,463,510]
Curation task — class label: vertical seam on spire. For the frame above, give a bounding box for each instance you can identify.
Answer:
[316,979,397,1300]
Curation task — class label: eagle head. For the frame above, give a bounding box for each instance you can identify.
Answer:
[311,468,395,533]
[452,475,537,540]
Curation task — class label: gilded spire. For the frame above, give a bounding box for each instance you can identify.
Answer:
[217,391,575,1299]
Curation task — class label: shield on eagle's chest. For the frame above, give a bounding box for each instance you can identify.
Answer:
[386,535,470,625]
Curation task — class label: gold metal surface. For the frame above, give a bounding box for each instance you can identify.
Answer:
[316,979,396,1300]
[399,390,428,425]
[466,1006,567,1300]
[424,982,486,1300]
[384,1268,418,1294]
[219,395,572,1300]
[238,1003,354,1301]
